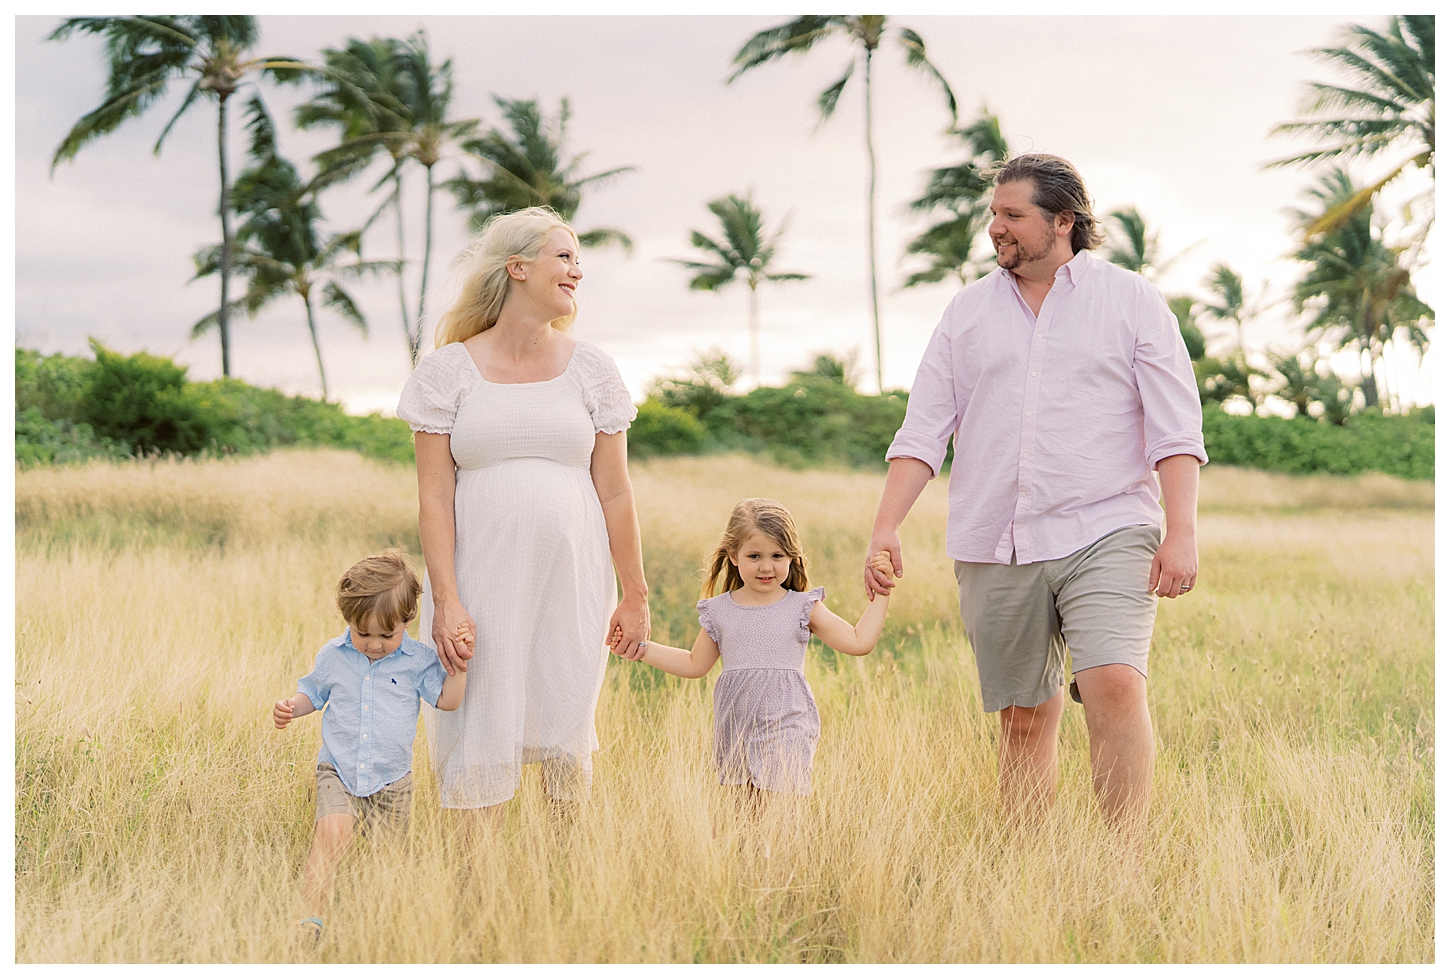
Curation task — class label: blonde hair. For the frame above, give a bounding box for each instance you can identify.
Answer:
[433,206,579,347]
[336,549,421,631]
[701,498,810,599]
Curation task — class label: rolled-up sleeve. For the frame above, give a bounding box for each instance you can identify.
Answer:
[296,652,332,712]
[886,312,960,477]
[1135,291,1208,468]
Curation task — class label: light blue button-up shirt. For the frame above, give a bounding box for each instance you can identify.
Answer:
[296,628,447,797]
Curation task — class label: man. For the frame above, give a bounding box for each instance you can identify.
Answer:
[865,154,1205,839]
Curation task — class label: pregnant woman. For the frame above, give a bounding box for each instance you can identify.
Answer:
[396,206,650,824]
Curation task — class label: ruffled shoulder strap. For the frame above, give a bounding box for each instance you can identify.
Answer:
[696,595,724,643]
[396,344,476,434]
[573,340,637,435]
[798,586,826,642]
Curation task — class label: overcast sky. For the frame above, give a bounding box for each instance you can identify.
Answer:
[13,12,1437,413]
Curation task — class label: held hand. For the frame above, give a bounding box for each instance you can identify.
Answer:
[609,593,651,661]
[865,532,903,599]
[432,601,478,676]
[1149,530,1199,599]
[273,698,294,730]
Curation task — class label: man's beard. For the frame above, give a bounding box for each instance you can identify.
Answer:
[993,231,1053,270]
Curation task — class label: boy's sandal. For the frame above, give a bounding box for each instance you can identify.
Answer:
[298,917,325,943]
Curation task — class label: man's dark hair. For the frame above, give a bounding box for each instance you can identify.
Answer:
[987,153,1104,253]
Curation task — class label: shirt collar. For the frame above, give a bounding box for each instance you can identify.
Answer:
[992,248,1091,289]
[329,627,420,657]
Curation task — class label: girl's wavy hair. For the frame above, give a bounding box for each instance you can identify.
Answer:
[336,549,421,631]
[433,206,579,347]
[701,498,810,599]
[986,153,1105,253]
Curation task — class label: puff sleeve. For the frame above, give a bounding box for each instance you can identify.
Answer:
[798,587,826,643]
[577,341,637,435]
[696,597,721,644]
[396,345,472,435]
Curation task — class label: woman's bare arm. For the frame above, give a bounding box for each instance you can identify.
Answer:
[415,432,475,675]
[590,430,651,659]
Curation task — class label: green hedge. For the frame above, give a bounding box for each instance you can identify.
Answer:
[1201,403,1433,480]
[16,345,414,466]
[17,346,1434,480]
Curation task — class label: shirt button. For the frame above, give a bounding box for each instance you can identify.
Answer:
[359,763,366,769]
[362,733,368,739]
[1031,372,1038,377]
[362,705,369,711]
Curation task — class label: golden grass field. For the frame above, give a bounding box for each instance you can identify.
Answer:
[14,450,1434,962]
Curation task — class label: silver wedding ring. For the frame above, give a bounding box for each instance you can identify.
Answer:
[1180,584,1191,592]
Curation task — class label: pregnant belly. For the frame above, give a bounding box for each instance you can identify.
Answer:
[454,458,604,551]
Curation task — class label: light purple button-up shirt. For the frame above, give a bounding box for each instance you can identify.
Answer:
[886,249,1207,566]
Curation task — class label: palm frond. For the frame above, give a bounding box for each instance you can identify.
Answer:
[577,228,634,252]
[897,27,957,126]
[729,16,848,81]
[321,281,368,334]
[816,61,855,120]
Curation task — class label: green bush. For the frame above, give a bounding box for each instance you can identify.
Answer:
[1202,403,1433,480]
[629,398,707,458]
[80,341,224,455]
[692,375,909,468]
[14,406,131,466]
[15,344,415,467]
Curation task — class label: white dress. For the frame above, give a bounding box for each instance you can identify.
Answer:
[396,340,636,807]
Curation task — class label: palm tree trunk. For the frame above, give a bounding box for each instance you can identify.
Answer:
[303,290,329,402]
[415,164,436,364]
[394,172,414,363]
[748,284,760,388]
[217,94,233,378]
[863,48,883,393]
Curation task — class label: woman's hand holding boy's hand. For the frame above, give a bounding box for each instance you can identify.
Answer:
[432,601,477,676]
[273,697,295,729]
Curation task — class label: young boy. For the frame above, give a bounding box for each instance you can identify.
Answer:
[273,549,471,942]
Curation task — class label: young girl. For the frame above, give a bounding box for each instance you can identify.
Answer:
[612,498,894,796]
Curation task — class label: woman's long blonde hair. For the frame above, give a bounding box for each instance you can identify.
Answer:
[701,498,810,599]
[433,206,579,347]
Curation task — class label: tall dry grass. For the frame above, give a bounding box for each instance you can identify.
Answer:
[14,451,1433,962]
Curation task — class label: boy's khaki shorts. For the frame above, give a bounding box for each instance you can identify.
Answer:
[315,763,413,834]
[953,524,1161,713]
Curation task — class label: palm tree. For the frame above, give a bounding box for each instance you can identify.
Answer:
[295,36,419,365]
[1268,15,1434,240]
[730,16,958,392]
[669,193,811,387]
[298,31,477,365]
[1201,264,1253,351]
[1103,206,1201,284]
[1289,168,1434,409]
[49,16,312,378]
[449,96,634,248]
[902,109,1009,289]
[191,97,391,401]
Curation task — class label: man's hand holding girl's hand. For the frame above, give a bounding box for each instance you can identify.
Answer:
[865,539,902,599]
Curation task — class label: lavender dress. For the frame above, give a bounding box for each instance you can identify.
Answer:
[697,587,825,795]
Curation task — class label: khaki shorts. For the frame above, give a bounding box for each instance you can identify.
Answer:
[954,524,1161,713]
[315,763,414,834]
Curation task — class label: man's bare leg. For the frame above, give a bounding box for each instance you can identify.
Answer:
[1073,663,1154,843]
[997,688,1065,825]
